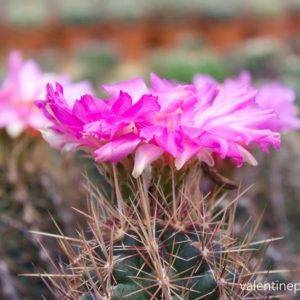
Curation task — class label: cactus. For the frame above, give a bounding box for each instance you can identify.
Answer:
[31,69,290,299]
[40,167,276,299]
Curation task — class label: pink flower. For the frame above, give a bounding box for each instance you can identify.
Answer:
[195,71,300,132]
[0,51,92,137]
[39,73,280,177]
[256,83,300,131]
[37,83,160,160]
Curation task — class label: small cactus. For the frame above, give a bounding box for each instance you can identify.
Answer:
[31,68,292,299]
[40,168,276,299]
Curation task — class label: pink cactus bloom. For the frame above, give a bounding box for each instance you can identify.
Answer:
[195,71,300,132]
[256,83,300,131]
[225,72,300,131]
[0,51,92,137]
[38,73,280,177]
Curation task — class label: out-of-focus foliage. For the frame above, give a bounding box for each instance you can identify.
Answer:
[150,50,229,82]
[2,0,300,25]
[72,43,119,84]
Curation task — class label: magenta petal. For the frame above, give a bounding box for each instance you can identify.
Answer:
[175,142,199,169]
[35,100,57,123]
[73,94,108,122]
[111,92,133,115]
[45,83,84,128]
[123,94,160,118]
[49,103,83,128]
[155,129,183,157]
[94,135,140,162]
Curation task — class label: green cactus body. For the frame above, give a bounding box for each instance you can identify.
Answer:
[41,169,271,299]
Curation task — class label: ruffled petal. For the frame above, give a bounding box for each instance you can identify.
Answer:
[122,94,160,119]
[155,129,183,157]
[111,92,132,115]
[102,77,148,103]
[73,94,108,122]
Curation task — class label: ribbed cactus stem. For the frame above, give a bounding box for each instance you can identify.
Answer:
[37,169,277,299]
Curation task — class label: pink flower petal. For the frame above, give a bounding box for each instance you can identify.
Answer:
[111,92,132,115]
[150,72,175,91]
[132,144,164,177]
[102,77,148,103]
[73,94,108,122]
[256,82,300,131]
[94,135,140,162]
[155,129,183,157]
[0,51,93,136]
[175,142,199,170]
[122,94,160,118]
[236,145,258,166]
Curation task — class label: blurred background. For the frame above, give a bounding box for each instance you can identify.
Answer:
[0,0,299,299]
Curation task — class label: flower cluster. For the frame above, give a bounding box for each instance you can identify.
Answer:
[0,51,92,137]
[194,71,300,132]
[38,72,282,177]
